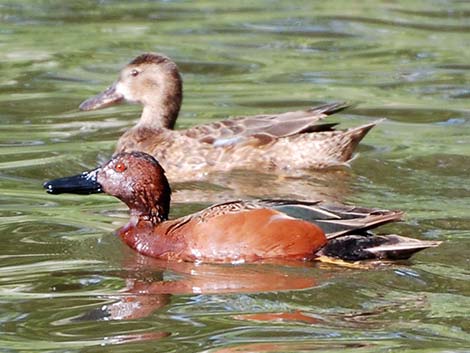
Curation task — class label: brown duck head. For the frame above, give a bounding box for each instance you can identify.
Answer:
[44,152,172,223]
[79,53,183,129]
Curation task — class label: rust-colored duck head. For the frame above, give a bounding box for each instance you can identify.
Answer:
[44,152,171,223]
[44,152,441,264]
[79,53,182,129]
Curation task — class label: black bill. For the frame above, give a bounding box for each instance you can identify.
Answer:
[79,82,123,111]
[44,169,103,195]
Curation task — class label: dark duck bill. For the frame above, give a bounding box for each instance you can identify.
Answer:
[43,151,440,263]
[44,169,102,195]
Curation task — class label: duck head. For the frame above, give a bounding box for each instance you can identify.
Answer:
[44,152,172,223]
[79,53,183,129]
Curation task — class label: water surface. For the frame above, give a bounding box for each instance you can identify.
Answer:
[0,1,469,352]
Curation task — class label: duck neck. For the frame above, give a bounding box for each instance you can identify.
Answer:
[139,105,178,130]
[132,206,168,224]
[127,175,172,225]
[138,78,182,130]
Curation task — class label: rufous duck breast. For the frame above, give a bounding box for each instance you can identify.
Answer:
[44,152,440,263]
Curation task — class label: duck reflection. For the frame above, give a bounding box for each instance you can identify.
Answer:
[171,167,352,204]
[75,254,322,323]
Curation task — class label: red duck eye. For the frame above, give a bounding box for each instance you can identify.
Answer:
[115,162,127,173]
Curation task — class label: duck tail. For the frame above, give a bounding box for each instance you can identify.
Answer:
[261,200,441,261]
[311,119,382,168]
[346,120,380,146]
[339,120,382,163]
[314,204,441,261]
[318,234,442,261]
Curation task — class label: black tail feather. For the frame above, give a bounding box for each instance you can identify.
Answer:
[318,234,441,261]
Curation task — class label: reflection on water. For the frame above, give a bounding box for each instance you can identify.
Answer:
[171,167,353,204]
[72,255,322,323]
[0,0,469,352]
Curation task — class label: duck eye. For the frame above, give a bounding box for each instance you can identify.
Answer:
[114,162,127,173]
[130,69,139,77]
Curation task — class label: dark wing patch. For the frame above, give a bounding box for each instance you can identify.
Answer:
[256,199,403,239]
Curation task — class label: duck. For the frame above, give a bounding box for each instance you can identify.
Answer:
[44,152,440,264]
[79,53,379,180]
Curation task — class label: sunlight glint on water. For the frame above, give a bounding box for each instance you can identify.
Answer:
[0,1,469,352]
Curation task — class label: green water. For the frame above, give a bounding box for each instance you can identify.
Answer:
[1,1,469,352]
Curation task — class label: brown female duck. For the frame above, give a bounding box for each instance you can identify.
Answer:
[44,152,440,263]
[79,53,378,179]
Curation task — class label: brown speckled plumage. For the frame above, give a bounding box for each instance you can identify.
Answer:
[79,52,379,180]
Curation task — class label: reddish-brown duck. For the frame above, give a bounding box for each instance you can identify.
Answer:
[44,152,440,263]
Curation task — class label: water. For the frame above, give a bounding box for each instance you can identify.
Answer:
[1,1,469,352]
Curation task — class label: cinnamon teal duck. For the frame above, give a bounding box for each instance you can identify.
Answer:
[79,53,379,180]
[44,152,440,264]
